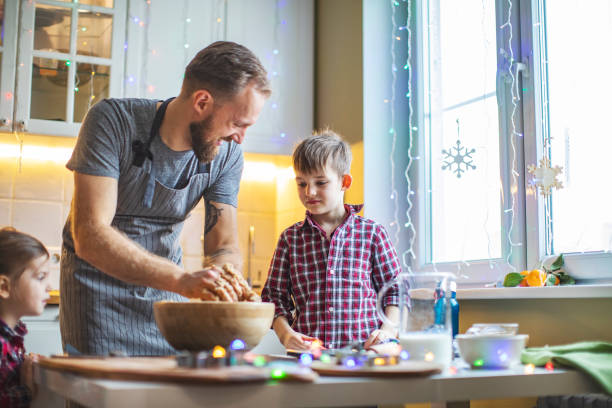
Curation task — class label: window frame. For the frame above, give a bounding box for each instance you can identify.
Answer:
[412,0,612,284]
[0,0,19,131]
[14,0,126,137]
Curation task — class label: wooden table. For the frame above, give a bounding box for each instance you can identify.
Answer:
[33,361,603,408]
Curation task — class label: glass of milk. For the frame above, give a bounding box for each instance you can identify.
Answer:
[377,272,456,369]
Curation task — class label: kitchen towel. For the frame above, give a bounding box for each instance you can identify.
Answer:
[521,341,612,396]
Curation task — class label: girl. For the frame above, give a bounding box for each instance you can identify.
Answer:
[0,227,52,407]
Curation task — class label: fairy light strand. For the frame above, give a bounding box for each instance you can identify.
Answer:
[271,0,284,140]
[140,2,151,96]
[503,0,522,273]
[402,0,417,269]
[183,1,190,67]
[389,0,400,250]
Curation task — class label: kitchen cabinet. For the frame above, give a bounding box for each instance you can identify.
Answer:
[124,0,314,155]
[22,305,62,357]
[0,0,126,137]
[225,0,314,155]
[1,0,313,152]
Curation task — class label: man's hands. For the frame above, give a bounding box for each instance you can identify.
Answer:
[173,264,260,302]
[173,266,224,299]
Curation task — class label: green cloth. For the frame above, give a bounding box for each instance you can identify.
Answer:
[521,341,612,396]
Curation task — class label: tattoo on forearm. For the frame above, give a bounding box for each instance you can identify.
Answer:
[205,201,223,234]
[207,249,232,260]
[203,249,236,267]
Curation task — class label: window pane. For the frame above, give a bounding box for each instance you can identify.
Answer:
[425,0,501,263]
[34,4,71,53]
[73,63,109,122]
[31,58,68,121]
[545,0,612,253]
[77,10,113,58]
[79,0,114,7]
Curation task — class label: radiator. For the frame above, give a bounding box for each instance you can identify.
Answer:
[537,394,612,408]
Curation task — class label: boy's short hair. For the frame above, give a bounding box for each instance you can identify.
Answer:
[0,227,49,280]
[292,129,352,177]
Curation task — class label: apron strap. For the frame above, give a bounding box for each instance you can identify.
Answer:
[131,97,175,208]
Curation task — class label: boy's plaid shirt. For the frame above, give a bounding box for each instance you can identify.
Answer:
[1,319,32,408]
[262,204,400,349]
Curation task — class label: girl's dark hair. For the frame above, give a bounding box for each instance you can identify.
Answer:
[0,227,49,279]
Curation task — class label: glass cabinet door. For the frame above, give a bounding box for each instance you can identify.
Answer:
[0,0,18,132]
[14,0,125,137]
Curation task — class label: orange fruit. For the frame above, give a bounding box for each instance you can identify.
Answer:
[519,270,529,287]
[526,269,547,287]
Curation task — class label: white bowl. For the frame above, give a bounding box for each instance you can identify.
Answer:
[467,323,519,336]
[456,334,529,369]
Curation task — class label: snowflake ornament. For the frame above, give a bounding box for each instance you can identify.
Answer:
[527,157,563,196]
[442,140,476,178]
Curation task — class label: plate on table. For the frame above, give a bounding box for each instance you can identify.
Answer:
[310,360,442,377]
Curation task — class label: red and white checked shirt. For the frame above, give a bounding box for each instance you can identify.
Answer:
[262,204,400,349]
[1,320,31,408]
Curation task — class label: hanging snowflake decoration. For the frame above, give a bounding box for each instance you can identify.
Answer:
[527,157,563,196]
[442,140,476,178]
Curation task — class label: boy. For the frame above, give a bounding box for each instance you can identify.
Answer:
[262,130,400,351]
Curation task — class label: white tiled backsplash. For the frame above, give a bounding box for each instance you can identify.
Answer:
[0,139,304,292]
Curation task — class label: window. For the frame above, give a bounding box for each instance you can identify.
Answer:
[14,0,125,136]
[415,0,612,283]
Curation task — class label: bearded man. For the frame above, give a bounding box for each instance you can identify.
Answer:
[60,41,270,355]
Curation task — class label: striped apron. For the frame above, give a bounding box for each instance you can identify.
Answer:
[60,99,211,356]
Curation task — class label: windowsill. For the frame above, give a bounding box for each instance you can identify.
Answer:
[457,284,612,300]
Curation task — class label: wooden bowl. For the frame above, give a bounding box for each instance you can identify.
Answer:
[153,301,275,351]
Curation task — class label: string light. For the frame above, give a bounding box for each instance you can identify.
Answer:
[230,339,246,350]
[402,0,417,268]
[212,345,226,358]
[389,0,400,250]
[267,0,288,143]
[270,369,286,379]
[182,1,190,67]
[502,0,520,274]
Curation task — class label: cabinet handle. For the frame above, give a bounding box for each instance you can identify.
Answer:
[0,118,8,129]
[15,120,27,132]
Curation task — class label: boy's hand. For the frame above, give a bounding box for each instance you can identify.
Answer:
[20,353,39,396]
[280,329,319,351]
[364,329,397,349]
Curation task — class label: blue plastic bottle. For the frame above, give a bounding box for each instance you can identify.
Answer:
[450,281,459,338]
[433,282,446,326]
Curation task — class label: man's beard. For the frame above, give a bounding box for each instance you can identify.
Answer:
[190,115,220,163]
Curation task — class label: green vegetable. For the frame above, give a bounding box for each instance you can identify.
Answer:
[549,254,565,271]
[503,272,523,287]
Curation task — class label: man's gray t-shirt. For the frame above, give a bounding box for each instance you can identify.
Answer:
[62,98,244,257]
[66,98,243,201]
